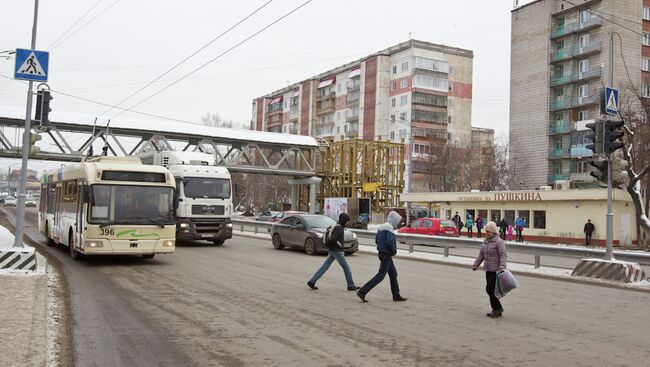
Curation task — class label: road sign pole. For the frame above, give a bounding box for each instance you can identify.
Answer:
[13,0,40,248]
[604,31,614,260]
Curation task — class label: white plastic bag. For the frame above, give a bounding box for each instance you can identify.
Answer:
[495,270,518,299]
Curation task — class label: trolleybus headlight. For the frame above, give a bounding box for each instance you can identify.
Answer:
[226,223,233,228]
[163,240,175,248]
[85,240,103,248]
[179,223,189,228]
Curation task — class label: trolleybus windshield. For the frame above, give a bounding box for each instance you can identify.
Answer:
[89,185,175,226]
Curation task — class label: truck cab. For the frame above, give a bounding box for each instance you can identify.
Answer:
[140,151,233,245]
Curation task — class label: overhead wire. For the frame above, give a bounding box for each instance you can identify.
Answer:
[50,0,122,50]
[108,0,316,121]
[97,0,275,118]
[47,0,104,49]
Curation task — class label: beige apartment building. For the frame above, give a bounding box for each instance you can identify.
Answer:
[251,40,490,190]
[510,0,646,190]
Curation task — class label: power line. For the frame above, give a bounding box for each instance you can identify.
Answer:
[47,0,104,49]
[97,0,275,118]
[109,0,316,121]
[562,0,643,37]
[50,0,122,50]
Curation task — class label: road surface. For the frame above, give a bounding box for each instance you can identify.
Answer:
[5,207,650,366]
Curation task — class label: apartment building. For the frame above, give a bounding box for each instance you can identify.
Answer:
[510,0,643,190]
[251,40,474,190]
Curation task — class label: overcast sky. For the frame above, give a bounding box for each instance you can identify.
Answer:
[0,0,521,172]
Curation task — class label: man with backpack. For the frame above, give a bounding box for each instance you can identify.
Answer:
[307,213,359,291]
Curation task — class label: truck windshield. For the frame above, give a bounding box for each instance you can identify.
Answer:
[89,185,175,225]
[183,177,231,199]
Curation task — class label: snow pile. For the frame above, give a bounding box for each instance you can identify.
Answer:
[46,264,63,367]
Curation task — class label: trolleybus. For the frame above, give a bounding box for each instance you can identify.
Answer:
[38,156,176,259]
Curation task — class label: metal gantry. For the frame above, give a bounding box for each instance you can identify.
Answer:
[0,116,319,177]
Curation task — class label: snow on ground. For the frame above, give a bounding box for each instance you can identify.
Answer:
[46,264,62,367]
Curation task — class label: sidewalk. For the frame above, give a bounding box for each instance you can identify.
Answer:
[0,223,55,367]
[233,231,650,291]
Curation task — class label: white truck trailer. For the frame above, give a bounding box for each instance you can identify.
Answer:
[140,151,233,245]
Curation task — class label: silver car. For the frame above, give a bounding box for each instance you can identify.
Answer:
[3,196,17,206]
[270,214,359,255]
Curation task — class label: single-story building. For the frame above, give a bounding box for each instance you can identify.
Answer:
[400,188,637,246]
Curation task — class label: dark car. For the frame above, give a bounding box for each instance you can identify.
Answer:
[269,210,307,223]
[256,211,280,222]
[271,214,358,255]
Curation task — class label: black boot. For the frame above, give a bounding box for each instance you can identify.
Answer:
[347,286,360,291]
[486,309,503,318]
[357,291,368,302]
[393,295,408,302]
[307,281,318,290]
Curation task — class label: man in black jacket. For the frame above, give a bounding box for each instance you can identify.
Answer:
[307,213,359,291]
[583,219,595,246]
[498,218,508,240]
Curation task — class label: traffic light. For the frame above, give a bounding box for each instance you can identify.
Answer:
[29,131,41,158]
[589,159,608,182]
[34,90,52,124]
[585,120,603,154]
[604,120,624,154]
[611,158,629,186]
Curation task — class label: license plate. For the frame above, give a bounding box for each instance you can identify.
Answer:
[201,234,213,238]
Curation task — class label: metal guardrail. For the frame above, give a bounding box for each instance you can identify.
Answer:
[231,219,650,268]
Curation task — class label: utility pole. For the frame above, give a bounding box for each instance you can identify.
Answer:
[13,0,40,248]
[605,31,614,260]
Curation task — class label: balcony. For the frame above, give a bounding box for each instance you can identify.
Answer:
[548,173,571,182]
[570,172,595,181]
[346,109,359,122]
[570,145,593,158]
[288,125,298,134]
[551,17,602,39]
[549,147,570,159]
[345,129,359,138]
[346,91,360,106]
[550,67,602,87]
[412,127,447,141]
[315,120,335,129]
[289,108,299,121]
[548,121,573,135]
[550,41,602,63]
[317,100,335,115]
[347,80,361,92]
[549,94,599,111]
[317,91,336,102]
[411,110,447,125]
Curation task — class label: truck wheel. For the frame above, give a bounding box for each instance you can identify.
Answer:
[212,239,225,246]
[304,238,317,255]
[272,234,284,250]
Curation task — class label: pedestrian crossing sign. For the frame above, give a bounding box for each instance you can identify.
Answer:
[14,48,49,82]
[603,87,618,116]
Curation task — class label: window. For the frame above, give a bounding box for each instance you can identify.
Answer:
[401,61,409,72]
[579,10,591,24]
[447,98,453,108]
[448,116,452,124]
[579,58,589,73]
[579,34,589,48]
[504,210,515,225]
[578,110,589,121]
[579,84,589,98]
[643,58,650,72]
[644,7,650,21]
[390,131,395,140]
[399,129,407,138]
[517,210,530,228]
[643,33,650,46]
[400,79,408,89]
[411,219,422,228]
[490,210,501,223]
[478,210,488,220]
[337,126,340,133]
[414,57,450,73]
[337,84,341,93]
[533,211,546,229]
[642,83,650,98]
[390,114,396,123]
[400,95,408,106]
[391,98,396,107]
[449,66,454,75]
[336,111,341,120]
[390,81,397,91]
[399,112,407,122]
[392,65,397,74]
[413,75,448,91]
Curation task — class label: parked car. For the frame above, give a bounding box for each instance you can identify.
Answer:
[269,211,306,223]
[271,214,358,255]
[256,211,280,222]
[3,196,17,206]
[398,218,458,237]
[25,197,37,207]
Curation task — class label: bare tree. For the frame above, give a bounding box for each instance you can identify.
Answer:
[201,112,234,128]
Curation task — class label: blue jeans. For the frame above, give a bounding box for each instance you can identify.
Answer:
[359,253,400,297]
[309,249,355,288]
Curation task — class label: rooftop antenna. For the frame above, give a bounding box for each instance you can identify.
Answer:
[101,120,110,156]
[409,32,412,40]
[88,117,97,156]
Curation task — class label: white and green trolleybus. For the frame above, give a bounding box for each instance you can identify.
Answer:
[38,156,176,259]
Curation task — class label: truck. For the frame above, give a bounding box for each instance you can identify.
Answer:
[323,197,371,229]
[139,151,233,245]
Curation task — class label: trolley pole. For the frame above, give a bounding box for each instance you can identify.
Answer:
[604,31,614,260]
[13,0,40,248]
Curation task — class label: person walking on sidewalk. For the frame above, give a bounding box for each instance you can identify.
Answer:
[466,215,474,238]
[476,216,484,238]
[357,211,407,303]
[583,219,595,246]
[515,217,526,242]
[307,213,359,291]
[453,212,462,237]
[498,218,508,240]
[472,221,507,318]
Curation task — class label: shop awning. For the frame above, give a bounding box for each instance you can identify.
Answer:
[348,68,361,78]
[318,77,335,89]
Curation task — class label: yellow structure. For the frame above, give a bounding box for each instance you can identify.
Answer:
[317,138,404,212]
[401,189,638,246]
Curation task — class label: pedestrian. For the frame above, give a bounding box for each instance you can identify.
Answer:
[457,218,464,237]
[466,214,474,238]
[307,213,359,291]
[357,211,407,302]
[476,216,484,238]
[506,224,512,241]
[498,218,508,240]
[472,221,507,318]
[515,217,526,242]
[583,219,595,246]
[452,211,461,225]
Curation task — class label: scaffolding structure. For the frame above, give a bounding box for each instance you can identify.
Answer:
[314,138,405,212]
